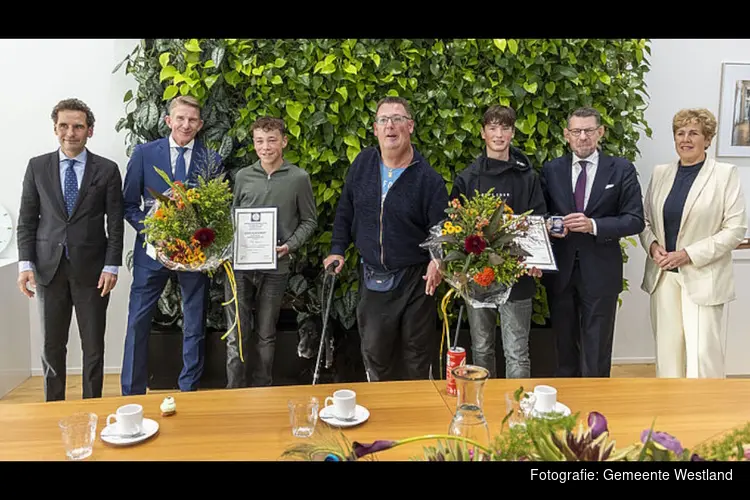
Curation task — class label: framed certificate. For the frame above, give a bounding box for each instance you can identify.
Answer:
[233,207,278,270]
[517,215,558,271]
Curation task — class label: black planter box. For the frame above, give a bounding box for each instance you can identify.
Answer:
[147,311,556,389]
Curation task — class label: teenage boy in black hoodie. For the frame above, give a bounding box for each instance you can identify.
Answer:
[450,105,546,378]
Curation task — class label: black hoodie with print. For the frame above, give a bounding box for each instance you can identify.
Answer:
[450,145,547,301]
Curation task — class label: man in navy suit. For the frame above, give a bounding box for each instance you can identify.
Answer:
[540,107,644,378]
[121,95,222,395]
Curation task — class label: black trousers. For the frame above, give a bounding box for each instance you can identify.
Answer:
[357,262,438,382]
[550,259,618,377]
[36,256,109,401]
[223,270,289,388]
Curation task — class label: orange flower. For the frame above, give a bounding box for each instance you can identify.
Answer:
[473,267,496,287]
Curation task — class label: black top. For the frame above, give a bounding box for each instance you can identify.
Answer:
[663,160,704,267]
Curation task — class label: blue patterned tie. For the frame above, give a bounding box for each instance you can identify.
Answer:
[63,159,79,217]
[174,147,187,182]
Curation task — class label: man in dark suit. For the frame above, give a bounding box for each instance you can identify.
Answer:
[121,95,222,396]
[17,98,124,401]
[540,107,644,378]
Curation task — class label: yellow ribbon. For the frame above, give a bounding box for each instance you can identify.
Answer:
[439,288,455,379]
[220,260,243,363]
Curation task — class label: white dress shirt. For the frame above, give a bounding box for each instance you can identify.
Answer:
[571,150,599,235]
[168,135,195,177]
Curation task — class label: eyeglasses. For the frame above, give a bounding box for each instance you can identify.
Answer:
[375,115,411,125]
[567,128,599,137]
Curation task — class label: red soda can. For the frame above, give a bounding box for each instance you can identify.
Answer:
[446,347,467,396]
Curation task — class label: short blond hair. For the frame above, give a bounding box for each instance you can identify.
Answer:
[672,108,717,144]
[169,95,201,115]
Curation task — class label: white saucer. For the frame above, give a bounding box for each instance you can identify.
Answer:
[319,405,370,428]
[100,418,159,446]
[532,402,571,418]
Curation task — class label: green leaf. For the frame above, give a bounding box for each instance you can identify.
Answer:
[330,101,339,113]
[508,39,518,54]
[371,53,381,67]
[346,145,360,164]
[184,39,201,52]
[538,121,549,137]
[323,187,335,202]
[523,81,538,94]
[599,73,612,85]
[204,74,219,89]
[289,124,301,139]
[275,58,287,68]
[558,67,578,79]
[159,65,178,82]
[443,250,465,262]
[545,81,556,95]
[203,60,216,69]
[344,134,360,149]
[159,53,170,68]
[320,63,336,75]
[493,39,507,52]
[336,86,348,101]
[163,85,179,100]
[488,252,505,266]
[344,63,357,74]
[271,75,283,85]
[123,89,133,102]
[286,101,304,122]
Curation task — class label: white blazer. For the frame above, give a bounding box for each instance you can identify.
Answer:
[639,158,747,306]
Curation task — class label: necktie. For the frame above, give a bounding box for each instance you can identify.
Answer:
[574,160,587,212]
[63,158,79,216]
[175,147,187,182]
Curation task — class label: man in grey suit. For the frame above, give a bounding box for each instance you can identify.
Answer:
[16,98,124,402]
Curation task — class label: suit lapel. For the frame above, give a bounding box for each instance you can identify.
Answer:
[653,162,679,244]
[49,153,68,218]
[561,154,576,212]
[679,157,715,227]
[70,150,95,218]
[584,153,614,214]
[158,138,173,181]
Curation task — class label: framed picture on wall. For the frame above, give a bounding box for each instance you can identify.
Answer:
[718,62,750,157]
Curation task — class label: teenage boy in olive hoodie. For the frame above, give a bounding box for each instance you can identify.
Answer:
[226,116,317,387]
[450,105,546,378]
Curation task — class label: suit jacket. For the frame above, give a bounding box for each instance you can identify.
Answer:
[540,152,645,297]
[122,137,223,271]
[17,149,124,287]
[639,158,747,306]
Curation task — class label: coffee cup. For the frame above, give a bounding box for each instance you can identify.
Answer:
[106,403,144,436]
[324,389,356,420]
[533,385,558,413]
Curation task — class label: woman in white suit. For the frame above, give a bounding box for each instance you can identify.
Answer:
[640,108,747,378]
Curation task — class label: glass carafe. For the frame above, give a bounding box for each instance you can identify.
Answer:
[448,364,491,449]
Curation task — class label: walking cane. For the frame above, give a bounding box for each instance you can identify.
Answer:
[312,260,339,385]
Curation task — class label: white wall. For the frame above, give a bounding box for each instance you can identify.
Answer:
[0,39,140,380]
[0,260,30,397]
[1,39,749,386]
[615,39,750,374]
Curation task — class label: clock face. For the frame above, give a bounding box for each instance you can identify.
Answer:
[0,204,13,255]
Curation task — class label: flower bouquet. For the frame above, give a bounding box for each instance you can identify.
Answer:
[141,167,233,273]
[420,189,533,309]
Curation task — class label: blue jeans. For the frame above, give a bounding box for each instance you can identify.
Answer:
[465,298,532,378]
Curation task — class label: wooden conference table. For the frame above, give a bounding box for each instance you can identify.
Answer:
[1,377,749,461]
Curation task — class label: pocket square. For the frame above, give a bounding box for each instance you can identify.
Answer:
[605,184,615,189]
